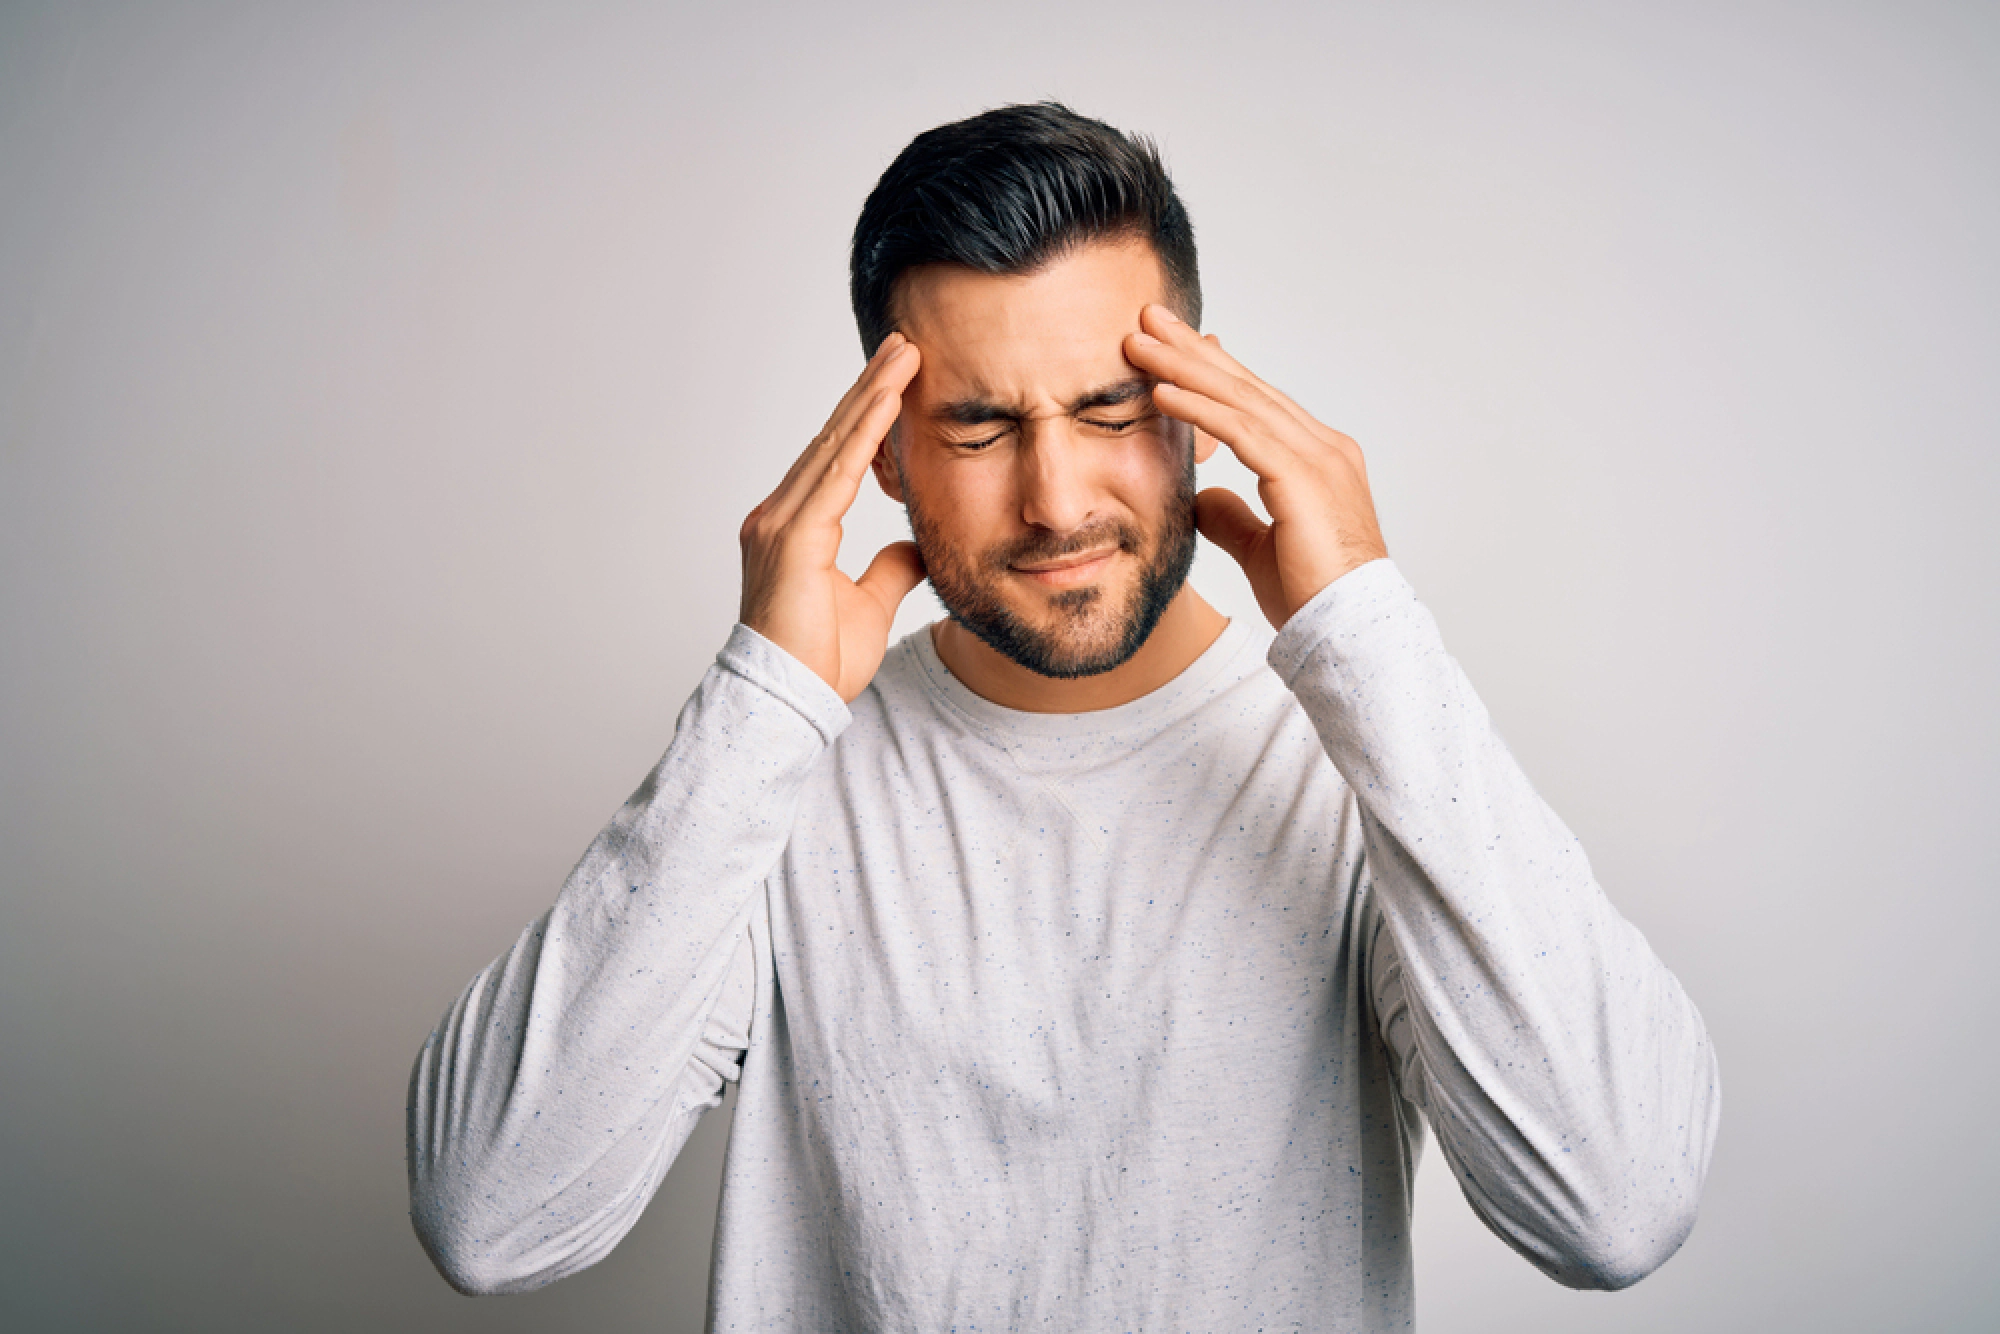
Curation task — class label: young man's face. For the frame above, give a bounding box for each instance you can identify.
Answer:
[874,236,1214,679]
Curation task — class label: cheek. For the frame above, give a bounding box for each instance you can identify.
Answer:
[905,456,1012,534]
[1154,416,1197,461]
[1110,425,1190,503]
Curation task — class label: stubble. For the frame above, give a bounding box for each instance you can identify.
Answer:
[904,451,1198,680]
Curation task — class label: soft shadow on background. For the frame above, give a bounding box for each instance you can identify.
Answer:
[2,2,1995,1330]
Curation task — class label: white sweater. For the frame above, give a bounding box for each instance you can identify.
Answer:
[407,559,1720,1331]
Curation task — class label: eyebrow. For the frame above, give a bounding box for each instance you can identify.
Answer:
[930,376,1157,427]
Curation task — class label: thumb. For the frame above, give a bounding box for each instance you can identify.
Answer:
[855,539,927,615]
[1195,487,1269,566]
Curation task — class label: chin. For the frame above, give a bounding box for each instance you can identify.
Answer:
[957,573,1175,680]
[909,461,1199,681]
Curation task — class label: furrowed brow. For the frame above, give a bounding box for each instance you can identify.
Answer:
[930,376,1157,427]
[1065,376,1156,414]
[931,395,1026,427]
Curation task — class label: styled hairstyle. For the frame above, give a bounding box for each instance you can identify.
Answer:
[849,101,1201,356]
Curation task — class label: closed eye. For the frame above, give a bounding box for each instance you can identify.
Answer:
[950,412,1156,450]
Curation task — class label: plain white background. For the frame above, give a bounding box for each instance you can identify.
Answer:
[2,2,1995,1330]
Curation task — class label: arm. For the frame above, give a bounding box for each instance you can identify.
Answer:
[407,332,927,1295]
[1275,561,1720,1289]
[406,627,845,1294]
[1126,307,1719,1288]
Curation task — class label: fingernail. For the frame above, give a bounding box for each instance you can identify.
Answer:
[1131,331,1162,347]
[1154,304,1183,324]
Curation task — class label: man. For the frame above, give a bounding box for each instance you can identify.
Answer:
[408,102,1719,1329]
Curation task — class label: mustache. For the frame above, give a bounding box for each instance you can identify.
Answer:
[988,520,1143,571]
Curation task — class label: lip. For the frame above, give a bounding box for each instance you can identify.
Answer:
[1010,547,1119,588]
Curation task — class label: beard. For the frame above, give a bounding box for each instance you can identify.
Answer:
[904,450,1199,680]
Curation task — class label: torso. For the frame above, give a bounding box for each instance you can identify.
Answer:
[714,624,1418,1331]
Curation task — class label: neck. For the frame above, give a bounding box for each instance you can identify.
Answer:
[931,586,1229,714]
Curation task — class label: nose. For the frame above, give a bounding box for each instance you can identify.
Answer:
[1016,420,1101,536]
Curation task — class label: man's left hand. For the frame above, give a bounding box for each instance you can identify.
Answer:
[1125,303,1388,630]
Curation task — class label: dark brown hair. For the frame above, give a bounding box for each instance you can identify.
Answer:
[849,101,1201,356]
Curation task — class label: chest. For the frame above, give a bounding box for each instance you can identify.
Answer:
[767,729,1364,1108]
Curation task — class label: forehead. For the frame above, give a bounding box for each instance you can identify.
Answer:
[894,237,1169,416]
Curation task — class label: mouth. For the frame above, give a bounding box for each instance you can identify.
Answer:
[1009,547,1121,588]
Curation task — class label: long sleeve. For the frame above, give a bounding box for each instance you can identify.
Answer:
[1269,559,1721,1291]
[405,624,849,1296]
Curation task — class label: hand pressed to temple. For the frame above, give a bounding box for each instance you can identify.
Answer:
[1124,303,1389,630]
[737,332,927,703]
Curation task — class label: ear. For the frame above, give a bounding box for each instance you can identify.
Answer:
[1193,425,1220,465]
[872,419,906,502]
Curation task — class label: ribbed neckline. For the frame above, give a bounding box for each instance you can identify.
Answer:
[901,615,1262,757]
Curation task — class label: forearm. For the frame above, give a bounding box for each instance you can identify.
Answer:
[405,625,844,1293]
[1273,560,1720,1289]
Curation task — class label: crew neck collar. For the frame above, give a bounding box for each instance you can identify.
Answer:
[905,616,1258,754]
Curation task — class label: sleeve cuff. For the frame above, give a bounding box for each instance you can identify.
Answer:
[1266,557,1420,685]
[715,624,853,749]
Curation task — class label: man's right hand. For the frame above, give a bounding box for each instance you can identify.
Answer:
[738,332,926,703]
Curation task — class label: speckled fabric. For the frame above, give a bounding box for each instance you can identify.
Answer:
[408,559,1719,1331]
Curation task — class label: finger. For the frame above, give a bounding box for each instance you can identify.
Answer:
[1148,378,1288,476]
[1127,329,1288,426]
[1141,307,1341,449]
[855,539,926,617]
[819,334,919,456]
[759,334,910,514]
[817,331,910,441]
[760,334,916,520]
[1194,486,1270,565]
[794,374,912,529]
[1127,337,1300,467]
[768,342,919,529]
[1190,332,1330,443]
[809,343,920,507]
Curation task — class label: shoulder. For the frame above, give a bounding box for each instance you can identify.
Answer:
[811,625,973,784]
[848,624,951,732]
